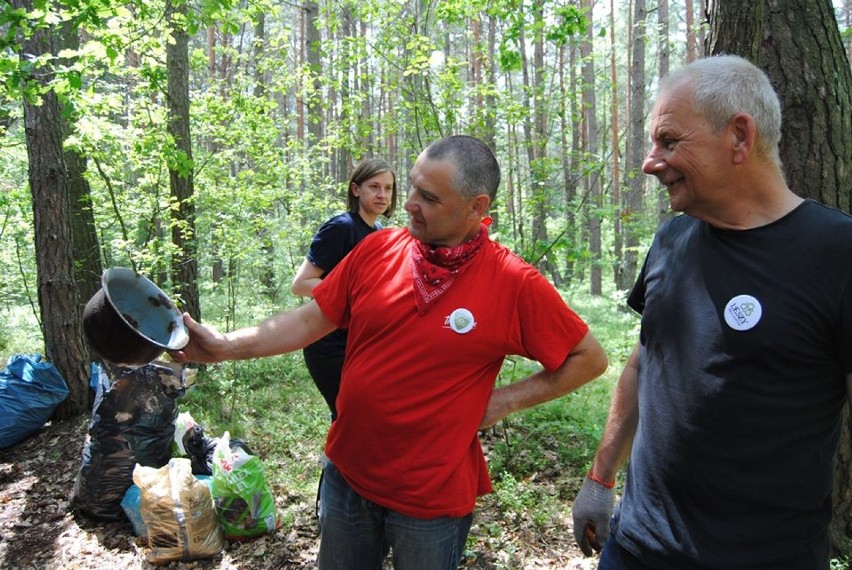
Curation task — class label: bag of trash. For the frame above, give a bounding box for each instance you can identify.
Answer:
[121,475,213,538]
[211,431,278,539]
[134,458,224,563]
[70,361,186,520]
[172,411,196,456]
[0,354,68,448]
[181,418,253,477]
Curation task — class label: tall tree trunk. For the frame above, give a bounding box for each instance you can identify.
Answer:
[166,0,201,321]
[610,0,623,286]
[707,0,852,556]
[559,41,578,284]
[616,0,647,291]
[581,0,602,296]
[686,0,698,62]
[304,0,322,145]
[57,20,102,307]
[13,0,90,416]
[522,0,558,282]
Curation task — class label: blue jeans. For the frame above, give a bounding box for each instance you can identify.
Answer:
[598,530,657,570]
[317,462,472,570]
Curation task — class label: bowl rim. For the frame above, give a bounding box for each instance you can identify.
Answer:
[101,267,189,350]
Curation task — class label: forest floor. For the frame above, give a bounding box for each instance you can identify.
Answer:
[0,414,600,570]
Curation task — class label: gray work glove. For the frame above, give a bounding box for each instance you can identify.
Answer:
[572,475,615,556]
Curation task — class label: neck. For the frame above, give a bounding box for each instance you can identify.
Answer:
[700,166,803,230]
[357,209,378,227]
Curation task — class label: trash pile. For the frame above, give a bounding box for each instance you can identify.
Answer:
[69,361,280,564]
[3,269,281,564]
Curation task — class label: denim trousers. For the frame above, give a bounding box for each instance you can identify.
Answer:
[597,531,657,570]
[317,462,473,570]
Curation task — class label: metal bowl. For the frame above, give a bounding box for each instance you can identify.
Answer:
[82,268,189,366]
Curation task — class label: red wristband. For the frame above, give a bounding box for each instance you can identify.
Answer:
[588,471,616,489]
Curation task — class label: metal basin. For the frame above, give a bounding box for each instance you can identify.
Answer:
[82,268,189,366]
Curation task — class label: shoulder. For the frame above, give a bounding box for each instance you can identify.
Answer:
[481,239,555,288]
[313,212,355,235]
[797,200,852,230]
[349,227,411,254]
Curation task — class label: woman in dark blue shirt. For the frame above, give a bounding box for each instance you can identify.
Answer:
[291,158,397,420]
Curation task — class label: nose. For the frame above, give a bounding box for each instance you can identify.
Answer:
[642,145,666,175]
[404,191,418,214]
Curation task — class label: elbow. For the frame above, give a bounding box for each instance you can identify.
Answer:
[591,350,609,380]
[576,332,609,384]
[291,278,311,298]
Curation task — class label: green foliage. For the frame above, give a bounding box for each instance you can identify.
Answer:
[178,352,329,495]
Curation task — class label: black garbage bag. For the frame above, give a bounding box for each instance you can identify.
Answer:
[183,424,218,476]
[183,423,254,476]
[69,361,187,521]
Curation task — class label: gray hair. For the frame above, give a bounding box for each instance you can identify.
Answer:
[661,55,783,168]
[425,135,500,201]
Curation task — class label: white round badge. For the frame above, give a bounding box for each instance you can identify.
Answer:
[448,308,476,334]
[723,294,762,331]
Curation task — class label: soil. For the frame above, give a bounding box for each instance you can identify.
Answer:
[0,415,600,570]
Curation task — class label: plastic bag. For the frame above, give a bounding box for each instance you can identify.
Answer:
[183,423,219,476]
[121,475,213,537]
[0,354,69,448]
[70,361,186,520]
[172,411,196,456]
[133,458,224,563]
[211,431,278,539]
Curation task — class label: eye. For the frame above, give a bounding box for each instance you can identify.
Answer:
[662,137,678,151]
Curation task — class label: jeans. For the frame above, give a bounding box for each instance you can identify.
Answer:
[317,462,473,570]
[597,530,657,570]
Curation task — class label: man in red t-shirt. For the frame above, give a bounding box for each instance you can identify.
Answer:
[172,135,608,570]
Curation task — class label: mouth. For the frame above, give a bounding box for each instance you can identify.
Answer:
[661,177,683,191]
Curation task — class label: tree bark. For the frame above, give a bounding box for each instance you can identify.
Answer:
[616,0,646,291]
[708,0,852,556]
[55,21,102,308]
[13,0,90,416]
[166,0,201,321]
[580,0,602,296]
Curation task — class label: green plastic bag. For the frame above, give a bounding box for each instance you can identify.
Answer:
[210,431,278,539]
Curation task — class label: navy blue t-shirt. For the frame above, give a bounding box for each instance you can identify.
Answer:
[306,212,381,352]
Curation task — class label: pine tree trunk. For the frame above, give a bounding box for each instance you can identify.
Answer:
[708,0,852,555]
[166,0,201,321]
[14,0,90,417]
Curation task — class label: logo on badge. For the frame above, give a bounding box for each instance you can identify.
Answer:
[723,294,762,331]
[446,308,476,334]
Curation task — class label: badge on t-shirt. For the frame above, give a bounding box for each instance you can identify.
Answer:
[446,308,476,334]
[723,294,762,331]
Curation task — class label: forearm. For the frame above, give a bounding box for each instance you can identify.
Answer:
[291,259,324,297]
[590,344,641,482]
[480,332,608,429]
[226,302,334,359]
[174,300,335,364]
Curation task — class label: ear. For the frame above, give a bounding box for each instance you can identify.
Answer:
[729,113,756,165]
[469,194,491,219]
[350,182,360,196]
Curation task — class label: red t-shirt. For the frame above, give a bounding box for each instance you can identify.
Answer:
[313,228,589,518]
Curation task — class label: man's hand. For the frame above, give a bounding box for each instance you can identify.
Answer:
[168,313,228,364]
[572,474,615,556]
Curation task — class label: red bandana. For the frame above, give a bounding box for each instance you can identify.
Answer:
[409,222,490,315]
